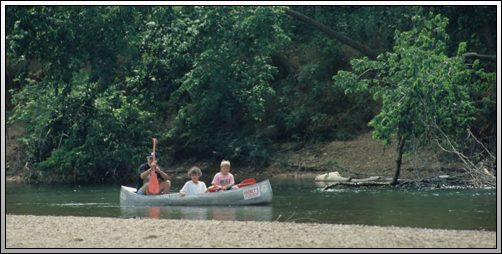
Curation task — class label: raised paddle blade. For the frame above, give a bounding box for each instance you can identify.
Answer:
[149,138,159,194]
[149,170,159,194]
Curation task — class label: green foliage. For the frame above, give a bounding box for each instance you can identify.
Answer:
[165,6,290,163]
[7,6,160,182]
[10,71,152,182]
[334,13,495,152]
[6,6,496,183]
[6,6,291,181]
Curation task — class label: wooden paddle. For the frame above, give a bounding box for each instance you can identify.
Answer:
[207,178,257,193]
[148,138,160,194]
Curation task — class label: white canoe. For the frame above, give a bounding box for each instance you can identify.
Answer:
[120,179,273,206]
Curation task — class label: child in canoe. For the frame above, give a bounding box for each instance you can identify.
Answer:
[208,160,239,192]
[179,166,208,197]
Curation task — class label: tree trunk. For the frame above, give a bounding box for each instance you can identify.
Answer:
[284,9,379,60]
[391,135,406,185]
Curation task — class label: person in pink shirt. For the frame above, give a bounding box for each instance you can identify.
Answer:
[210,160,239,192]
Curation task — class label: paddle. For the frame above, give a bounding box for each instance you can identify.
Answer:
[207,178,257,193]
[148,138,160,194]
[237,178,256,187]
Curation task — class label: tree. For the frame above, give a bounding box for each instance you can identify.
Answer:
[334,13,496,185]
[165,6,290,165]
[7,6,158,182]
[277,6,495,145]
[6,6,292,182]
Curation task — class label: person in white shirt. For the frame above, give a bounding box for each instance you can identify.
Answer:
[179,166,208,197]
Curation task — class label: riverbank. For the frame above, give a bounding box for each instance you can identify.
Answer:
[6,131,470,185]
[5,215,497,249]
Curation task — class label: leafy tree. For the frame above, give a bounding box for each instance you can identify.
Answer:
[334,13,495,185]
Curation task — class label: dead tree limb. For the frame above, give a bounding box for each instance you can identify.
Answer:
[461,53,496,62]
[323,181,391,190]
[285,8,379,60]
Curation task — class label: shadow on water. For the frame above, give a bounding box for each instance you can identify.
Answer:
[5,178,497,231]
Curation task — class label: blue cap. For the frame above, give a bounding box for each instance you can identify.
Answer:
[148,152,159,159]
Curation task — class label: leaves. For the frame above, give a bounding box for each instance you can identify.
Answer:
[166,6,289,162]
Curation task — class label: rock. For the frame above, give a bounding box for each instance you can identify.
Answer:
[314,171,351,182]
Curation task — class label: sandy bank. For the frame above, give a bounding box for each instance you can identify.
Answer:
[5,215,497,249]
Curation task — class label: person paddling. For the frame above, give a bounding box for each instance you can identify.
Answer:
[136,151,171,195]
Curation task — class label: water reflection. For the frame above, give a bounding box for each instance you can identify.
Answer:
[211,207,235,221]
[148,207,161,219]
[314,181,331,188]
[120,205,273,221]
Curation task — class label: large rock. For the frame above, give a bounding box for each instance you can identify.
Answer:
[314,171,351,182]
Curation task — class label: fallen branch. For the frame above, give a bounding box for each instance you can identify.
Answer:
[321,174,483,190]
[323,181,391,190]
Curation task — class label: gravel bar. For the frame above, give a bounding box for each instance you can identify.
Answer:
[5,215,497,249]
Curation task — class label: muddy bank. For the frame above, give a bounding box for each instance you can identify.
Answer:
[5,215,496,248]
[5,130,471,185]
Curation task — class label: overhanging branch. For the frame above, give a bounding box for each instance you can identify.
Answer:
[285,8,379,60]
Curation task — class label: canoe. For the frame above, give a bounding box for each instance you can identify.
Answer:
[120,179,273,206]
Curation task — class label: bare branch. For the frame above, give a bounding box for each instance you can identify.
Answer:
[467,128,496,159]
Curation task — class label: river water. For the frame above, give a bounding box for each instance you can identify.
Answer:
[5,178,497,231]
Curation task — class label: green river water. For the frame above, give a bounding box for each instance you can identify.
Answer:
[5,178,497,231]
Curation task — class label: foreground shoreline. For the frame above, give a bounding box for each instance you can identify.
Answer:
[5,215,497,249]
